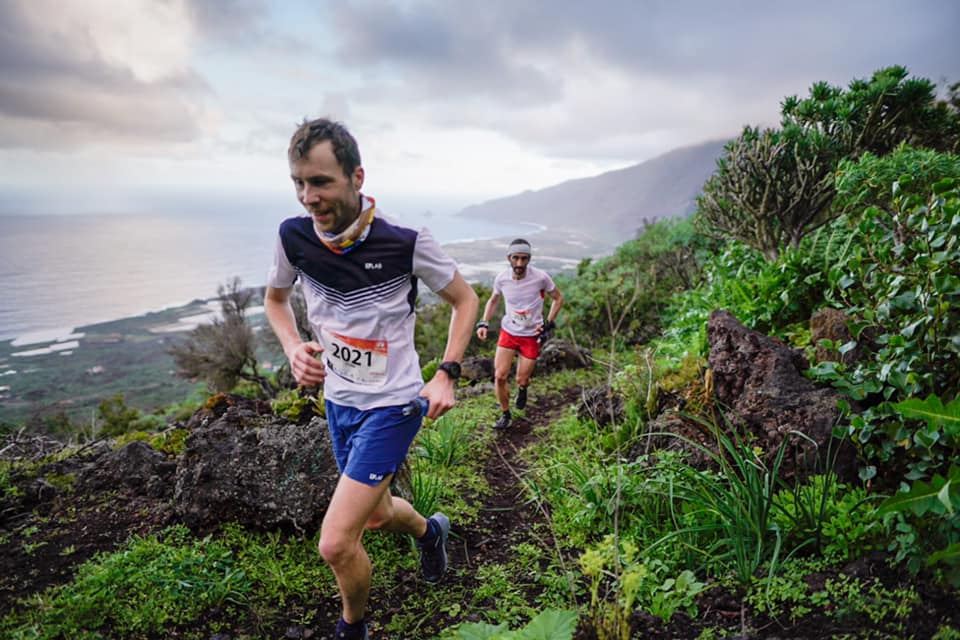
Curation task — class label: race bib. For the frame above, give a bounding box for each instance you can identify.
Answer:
[320,328,388,386]
[511,309,534,327]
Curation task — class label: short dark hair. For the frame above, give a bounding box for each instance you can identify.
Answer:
[288,118,362,176]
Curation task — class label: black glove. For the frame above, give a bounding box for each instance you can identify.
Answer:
[538,320,555,345]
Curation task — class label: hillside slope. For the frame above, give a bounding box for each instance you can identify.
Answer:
[458,139,727,241]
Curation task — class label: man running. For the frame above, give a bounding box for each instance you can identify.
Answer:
[264,118,478,640]
[475,238,563,430]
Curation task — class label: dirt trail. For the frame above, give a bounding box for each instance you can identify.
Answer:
[449,390,572,574]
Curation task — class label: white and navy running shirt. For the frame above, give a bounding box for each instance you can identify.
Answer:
[493,266,556,337]
[267,201,457,410]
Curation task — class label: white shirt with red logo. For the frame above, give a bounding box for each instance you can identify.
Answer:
[493,266,555,337]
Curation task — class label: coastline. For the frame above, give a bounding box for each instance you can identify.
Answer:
[0,226,616,426]
[1,225,613,348]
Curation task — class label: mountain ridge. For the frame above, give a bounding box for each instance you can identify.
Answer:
[458,138,728,242]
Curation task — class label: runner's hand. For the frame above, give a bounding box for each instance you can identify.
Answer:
[475,320,489,341]
[288,341,326,386]
[421,373,456,419]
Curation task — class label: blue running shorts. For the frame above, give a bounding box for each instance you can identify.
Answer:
[325,400,423,486]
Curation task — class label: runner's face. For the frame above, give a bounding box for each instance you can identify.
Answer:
[509,253,530,278]
[291,140,364,235]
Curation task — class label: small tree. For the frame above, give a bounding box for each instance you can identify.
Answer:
[697,66,960,260]
[834,145,960,221]
[169,277,274,395]
[782,66,960,156]
[97,394,142,437]
[697,125,838,261]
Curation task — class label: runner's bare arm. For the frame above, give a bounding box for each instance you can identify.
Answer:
[545,286,564,324]
[420,272,479,418]
[476,291,501,340]
[264,286,326,386]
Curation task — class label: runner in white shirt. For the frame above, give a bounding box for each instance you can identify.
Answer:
[475,239,564,430]
[264,118,478,640]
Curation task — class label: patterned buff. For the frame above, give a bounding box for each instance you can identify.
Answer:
[319,195,377,255]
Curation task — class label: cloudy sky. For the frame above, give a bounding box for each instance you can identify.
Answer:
[1,0,958,217]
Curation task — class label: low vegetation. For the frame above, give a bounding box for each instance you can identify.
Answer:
[2,65,959,638]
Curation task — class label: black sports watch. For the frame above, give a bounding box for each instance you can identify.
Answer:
[437,361,462,380]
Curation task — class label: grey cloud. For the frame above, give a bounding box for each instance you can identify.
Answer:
[327,0,959,160]
[185,0,319,67]
[332,2,564,105]
[466,0,960,84]
[186,0,271,44]
[0,2,209,149]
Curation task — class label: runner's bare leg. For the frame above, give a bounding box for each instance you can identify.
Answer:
[493,346,515,411]
[319,474,427,622]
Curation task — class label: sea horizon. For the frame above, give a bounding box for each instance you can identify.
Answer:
[0,210,545,345]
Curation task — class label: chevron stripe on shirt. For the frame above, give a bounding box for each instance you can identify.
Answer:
[267,210,457,410]
[278,215,420,313]
[300,271,411,313]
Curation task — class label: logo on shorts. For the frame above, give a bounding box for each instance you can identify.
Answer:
[368,472,384,482]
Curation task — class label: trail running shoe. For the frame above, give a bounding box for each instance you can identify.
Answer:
[516,386,528,410]
[418,512,450,583]
[335,619,368,640]
[492,411,512,430]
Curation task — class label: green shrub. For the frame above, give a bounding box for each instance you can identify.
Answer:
[164,385,210,422]
[834,145,960,220]
[270,387,322,422]
[810,179,960,480]
[579,534,705,634]
[1,462,22,499]
[221,523,332,609]
[408,461,443,518]
[149,427,190,456]
[772,473,884,562]
[416,283,494,362]
[131,413,167,431]
[96,393,143,437]
[878,465,960,583]
[645,414,794,588]
[559,218,707,349]
[2,526,249,638]
[414,413,472,468]
[811,574,919,631]
[745,557,831,622]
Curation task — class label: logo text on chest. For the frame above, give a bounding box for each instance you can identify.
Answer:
[364,262,383,270]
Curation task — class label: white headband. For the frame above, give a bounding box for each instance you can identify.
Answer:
[508,242,532,256]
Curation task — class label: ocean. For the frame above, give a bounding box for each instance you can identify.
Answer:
[0,210,540,344]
